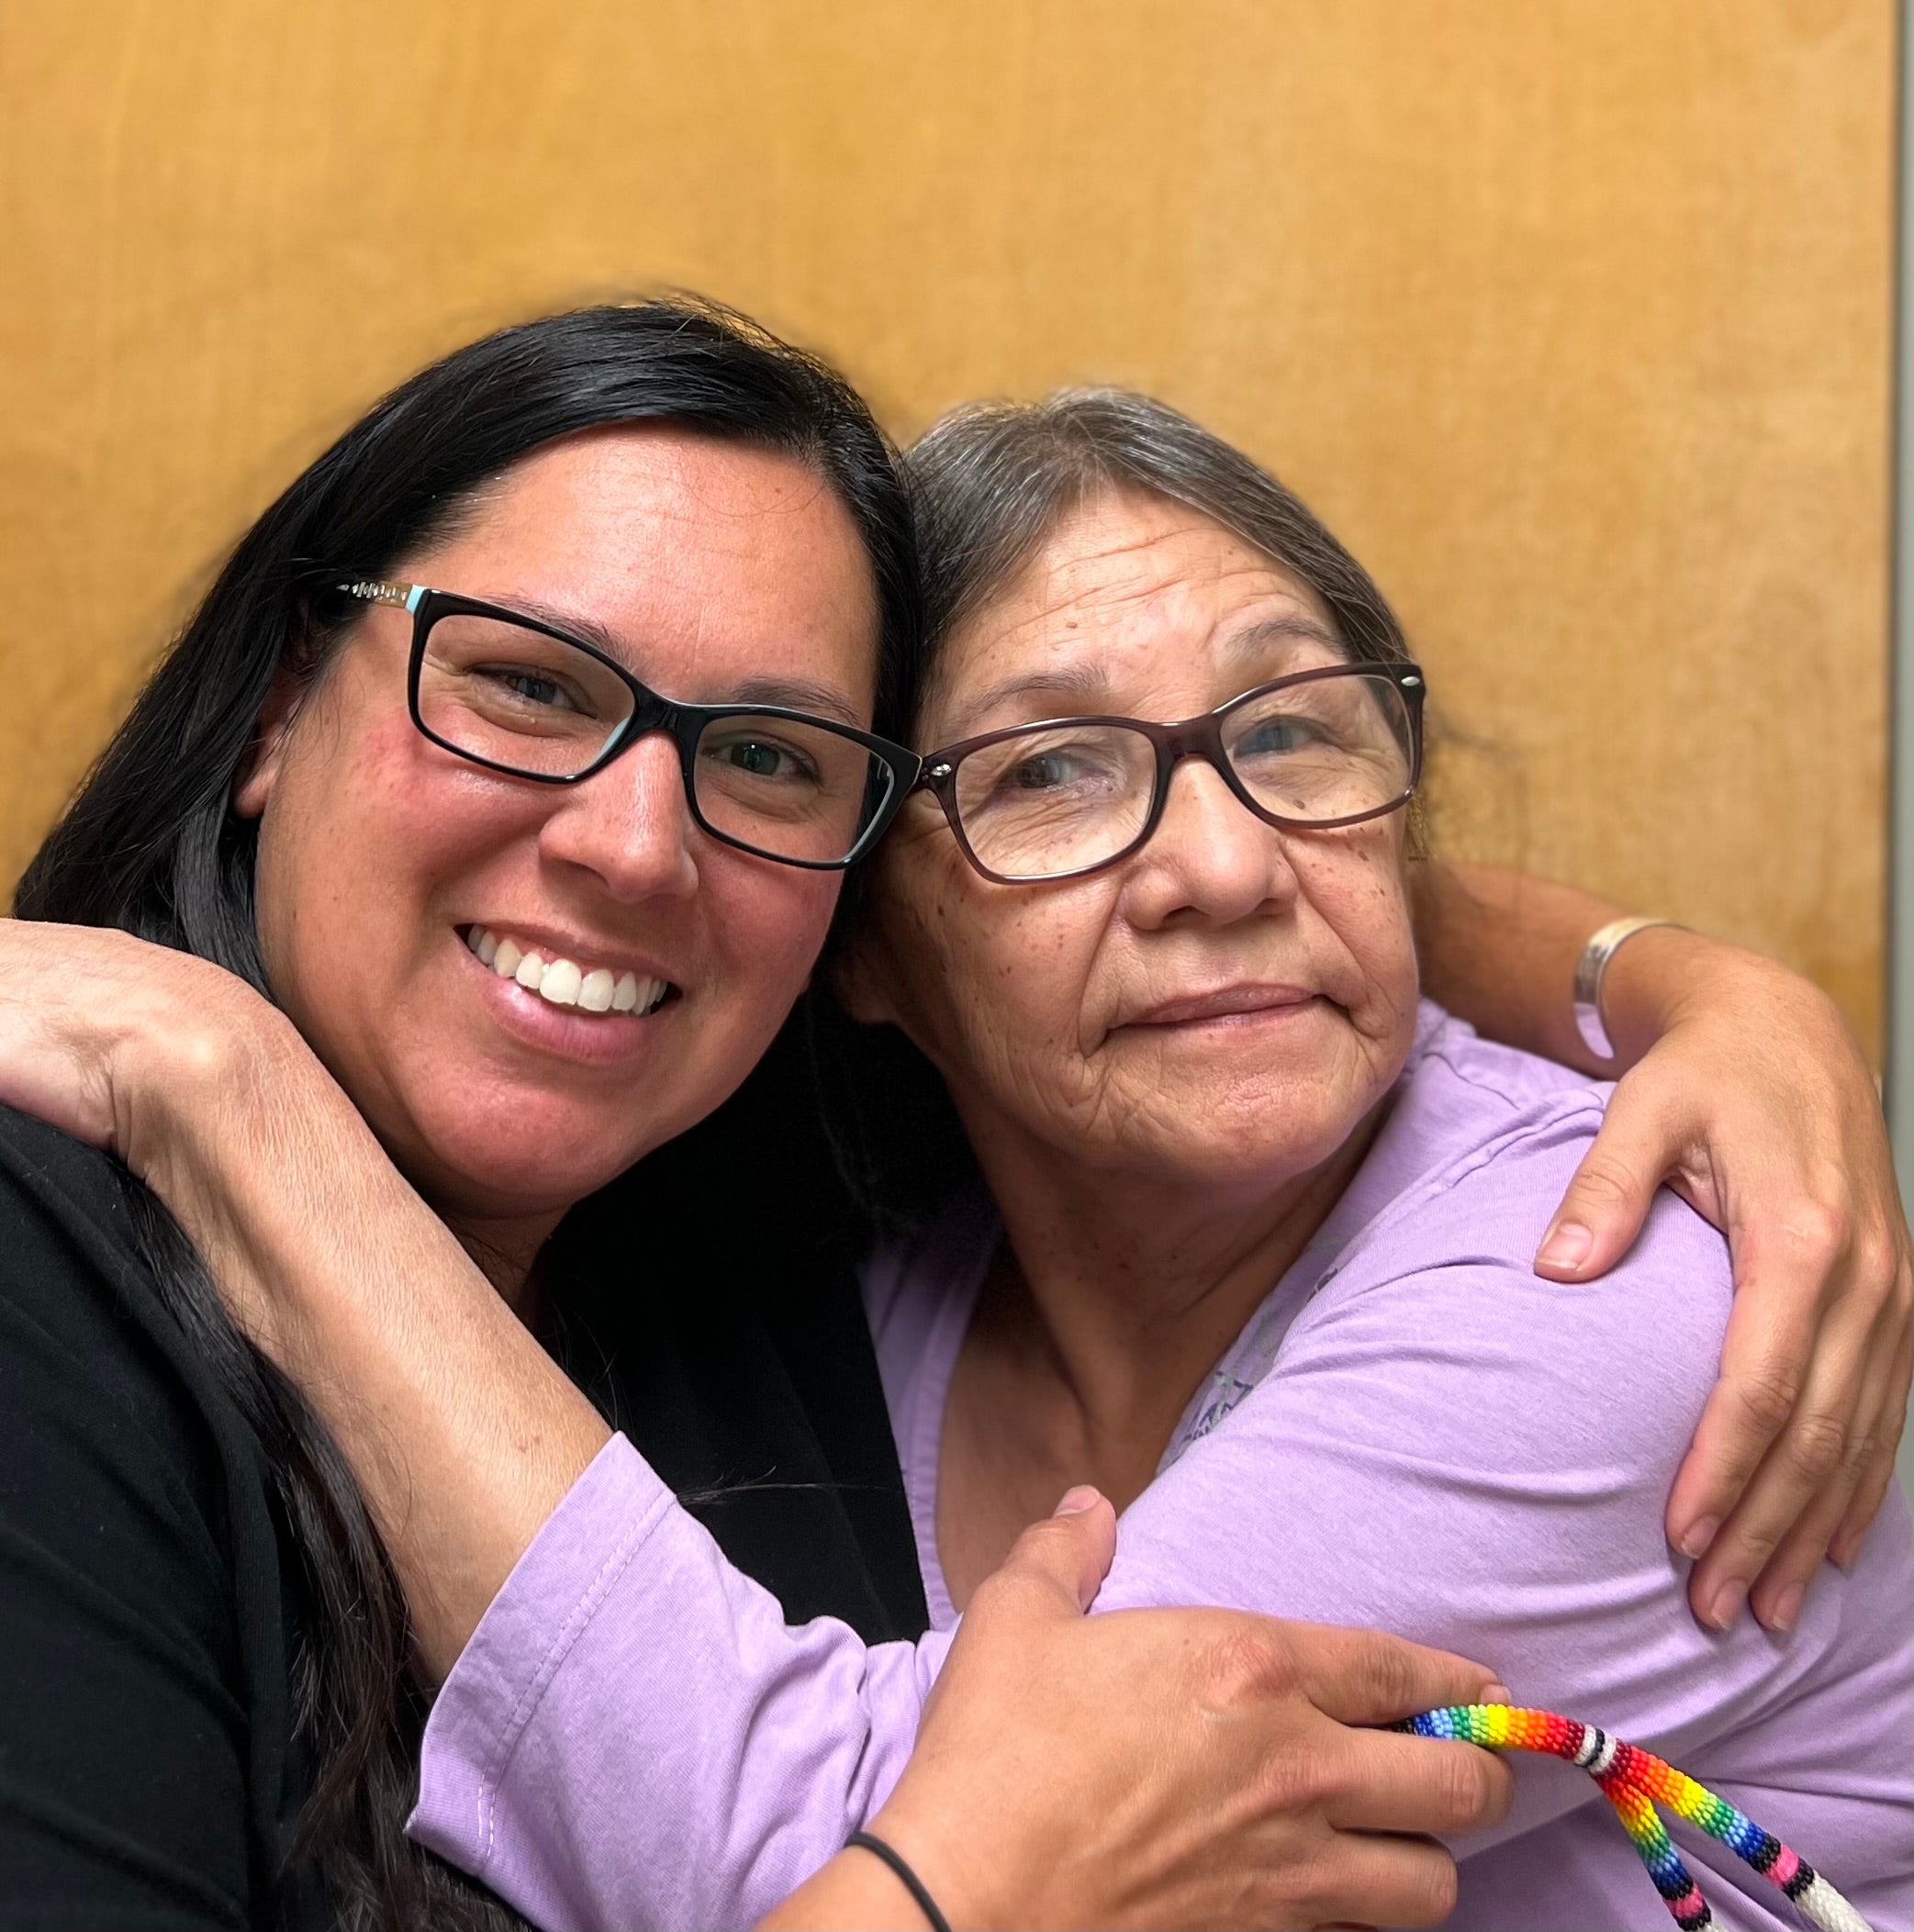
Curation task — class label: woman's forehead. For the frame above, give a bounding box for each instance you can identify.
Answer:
[927,492,1342,737]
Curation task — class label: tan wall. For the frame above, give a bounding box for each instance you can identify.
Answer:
[0,0,1893,1053]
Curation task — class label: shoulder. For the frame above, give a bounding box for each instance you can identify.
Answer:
[0,1102,141,1248]
[0,1105,162,1358]
[1346,1004,1727,1308]
[0,1104,241,1514]
[1277,1016,1732,1476]
[1374,1001,1617,1187]
[0,1113,297,1926]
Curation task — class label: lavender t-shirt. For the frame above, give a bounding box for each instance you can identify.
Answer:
[411,1006,1914,1931]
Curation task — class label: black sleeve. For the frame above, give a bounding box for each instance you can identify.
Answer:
[0,1114,264,1930]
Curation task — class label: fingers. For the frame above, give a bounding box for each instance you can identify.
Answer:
[1323,1727,1514,1838]
[1683,1261,1866,1628]
[1306,1830,1464,1930]
[1831,1314,1912,1569]
[1664,1225,1823,1568]
[1285,1620,1511,1726]
[1749,1311,1905,1627]
[982,1488,1117,1615]
[1533,1094,1670,1280]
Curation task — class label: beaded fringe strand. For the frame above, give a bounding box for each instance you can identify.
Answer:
[1398,1705,1873,1932]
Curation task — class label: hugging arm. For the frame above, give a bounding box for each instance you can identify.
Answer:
[0,885,1904,1646]
[1414,860,1912,1626]
[0,920,1507,1930]
[4,877,1902,1646]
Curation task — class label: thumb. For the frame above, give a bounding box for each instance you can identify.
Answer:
[1535,1100,1668,1280]
[992,1487,1118,1614]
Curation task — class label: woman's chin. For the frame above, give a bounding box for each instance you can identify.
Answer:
[381,1098,659,1232]
[1085,1089,1383,1197]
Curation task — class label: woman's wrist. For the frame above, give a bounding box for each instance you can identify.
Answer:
[856,1799,980,1931]
[756,1841,949,1931]
[1596,925,1803,1071]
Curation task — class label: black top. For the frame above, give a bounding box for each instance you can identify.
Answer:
[0,1067,925,1926]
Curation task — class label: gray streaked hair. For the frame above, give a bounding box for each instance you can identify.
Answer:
[823,388,1429,1234]
[901,386,1410,696]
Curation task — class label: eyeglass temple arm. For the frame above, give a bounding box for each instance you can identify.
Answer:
[338,580,427,612]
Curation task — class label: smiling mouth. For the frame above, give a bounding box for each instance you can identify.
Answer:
[461,925,677,1017]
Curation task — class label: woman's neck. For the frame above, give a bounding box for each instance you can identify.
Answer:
[935,1112,1381,1610]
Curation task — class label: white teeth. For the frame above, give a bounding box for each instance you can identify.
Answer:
[538,959,583,1007]
[471,928,669,1019]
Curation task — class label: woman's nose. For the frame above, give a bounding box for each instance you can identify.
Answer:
[1122,756,1297,928]
[537,731,700,902]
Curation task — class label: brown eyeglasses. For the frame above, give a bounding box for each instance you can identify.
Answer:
[913,662,1425,885]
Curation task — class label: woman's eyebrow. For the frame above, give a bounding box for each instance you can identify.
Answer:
[937,662,1113,739]
[939,612,1343,740]
[502,598,863,724]
[725,676,864,725]
[1220,613,1346,661]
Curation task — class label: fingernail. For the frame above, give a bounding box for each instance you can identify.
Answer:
[1537,1223,1593,1271]
[1054,1485,1103,1516]
[1676,1515,1720,1560]
[1483,1681,1515,1706]
[1704,1578,1747,1630]
[1763,1583,1806,1634]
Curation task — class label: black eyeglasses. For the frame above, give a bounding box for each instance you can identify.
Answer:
[913,662,1425,885]
[336,581,923,870]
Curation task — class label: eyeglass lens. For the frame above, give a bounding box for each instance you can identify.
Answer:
[416,609,889,865]
[948,670,1416,880]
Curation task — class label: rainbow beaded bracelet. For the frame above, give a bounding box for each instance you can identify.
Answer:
[1398,1705,1873,1932]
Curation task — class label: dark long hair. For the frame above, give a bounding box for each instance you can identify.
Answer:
[14,297,923,1928]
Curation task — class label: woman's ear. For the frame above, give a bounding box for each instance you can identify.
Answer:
[232,666,305,820]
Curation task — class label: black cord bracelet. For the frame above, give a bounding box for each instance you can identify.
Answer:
[845,1828,953,1932]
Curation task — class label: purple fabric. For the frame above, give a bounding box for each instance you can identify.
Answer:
[411,1007,1914,1931]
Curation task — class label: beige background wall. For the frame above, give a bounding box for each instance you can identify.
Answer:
[0,0,1893,1054]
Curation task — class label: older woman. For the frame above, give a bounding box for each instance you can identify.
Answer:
[6,385,1908,1931]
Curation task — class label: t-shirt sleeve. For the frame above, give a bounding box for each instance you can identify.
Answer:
[1091,1106,1832,1852]
[411,1433,944,1932]
[0,1146,259,1930]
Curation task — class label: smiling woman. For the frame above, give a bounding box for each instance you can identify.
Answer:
[0,299,949,1927]
[228,429,898,1257]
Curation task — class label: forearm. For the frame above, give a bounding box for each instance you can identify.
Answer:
[1414,860,1721,1076]
[410,1433,932,1930]
[135,1029,609,1678]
